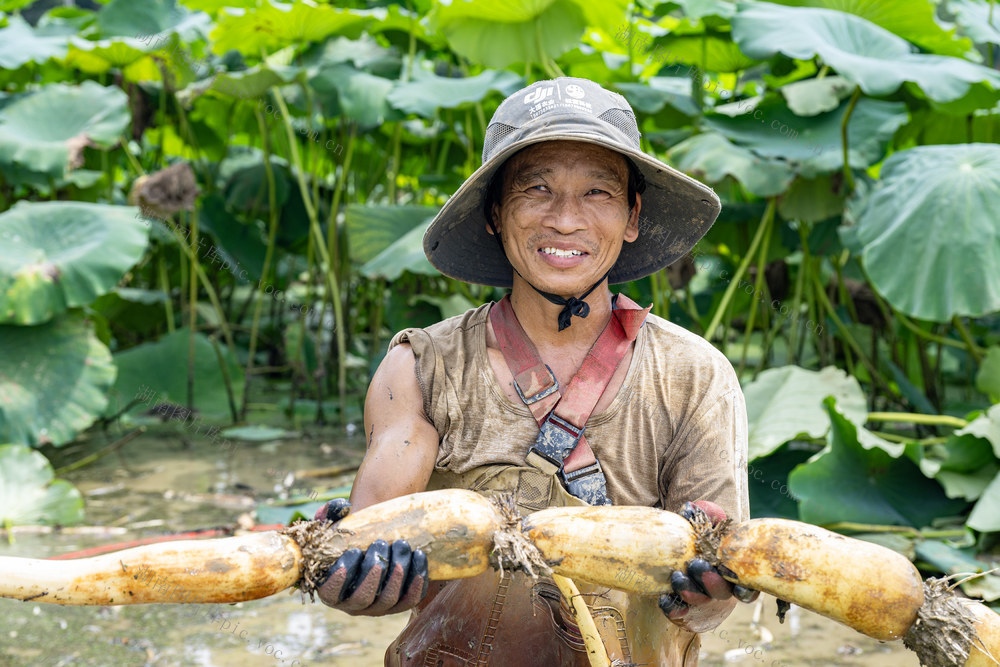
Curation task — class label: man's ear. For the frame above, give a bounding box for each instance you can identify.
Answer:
[487,203,501,235]
[624,192,642,243]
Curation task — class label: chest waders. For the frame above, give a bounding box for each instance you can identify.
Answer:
[386,296,701,666]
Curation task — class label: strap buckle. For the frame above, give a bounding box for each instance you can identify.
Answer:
[528,413,584,469]
[562,461,612,506]
[513,364,559,405]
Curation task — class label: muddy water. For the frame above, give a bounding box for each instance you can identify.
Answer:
[0,429,917,665]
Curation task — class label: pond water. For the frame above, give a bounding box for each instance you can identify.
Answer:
[0,428,917,665]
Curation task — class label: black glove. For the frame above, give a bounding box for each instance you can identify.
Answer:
[313,498,430,616]
[659,501,759,620]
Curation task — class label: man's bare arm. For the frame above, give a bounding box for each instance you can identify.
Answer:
[349,343,439,512]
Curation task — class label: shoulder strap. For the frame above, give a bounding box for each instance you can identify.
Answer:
[489,295,651,505]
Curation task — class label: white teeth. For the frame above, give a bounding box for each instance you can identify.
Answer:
[541,247,583,257]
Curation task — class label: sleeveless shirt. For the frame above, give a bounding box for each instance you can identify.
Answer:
[389,302,749,521]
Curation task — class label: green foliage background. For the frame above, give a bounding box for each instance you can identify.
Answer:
[0,0,999,593]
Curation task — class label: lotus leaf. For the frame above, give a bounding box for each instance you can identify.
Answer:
[361,221,437,281]
[96,0,210,40]
[977,347,1000,403]
[845,143,1000,321]
[779,75,856,116]
[311,63,396,129]
[0,312,115,447]
[788,398,967,526]
[767,0,972,57]
[742,365,868,460]
[0,81,130,183]
[0,202,149,326]
[702,96,908,177]
[346,204,439,265]
[0,444,84,526]
[946,0,1000,46]
[732,1,1000,104]
[428,0,590,69]
[0,15,72,69]
[210,2,371,56]
[668,132,795,197]
[387,68,523,118]
[110,327,244,420]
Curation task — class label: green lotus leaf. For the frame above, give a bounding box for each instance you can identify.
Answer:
[789,398,968,527]
[956,404,1000,458]
[915,540,1000,601]
[363,4,446,49]
[346,204,438,265]
[742,365,868,460]
[667,132,796,197]
[845,143,1000,321]
[779,75,856,116]
[777,175,845,223]
[977,346,1000,403]
[64,39,149,74]
[96,0,210,40]
[361,221,438,281]
[0,0,34,11]
[946,0,1000,46]
[177,0,256,16]
[218,153,290,214]
[305,33,402,75]
[387,68,523,118]
[428,0,590,69]
[0,202,149,326]
[732,1,1000,104]
[911,433,999,501]
[311,63,396,129]
[201,65,302,102]
[616,77,701,117]
[767,0,972,57]
[0,312,116,448]
[0,444,84,526]
[110,327,244,420]
[702,96,908,178]
[210,2,372,56]
[0,15,73,69]
[648,34,759,74]
[745,444,813,519]
[664,0,737,19]
[0,81,130,182]
[968,470,1000,532]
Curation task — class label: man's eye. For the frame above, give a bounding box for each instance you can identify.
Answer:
[588,189,609,195]
[528,185,549,192]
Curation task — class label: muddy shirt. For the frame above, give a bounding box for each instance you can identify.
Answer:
[389,301,749,521]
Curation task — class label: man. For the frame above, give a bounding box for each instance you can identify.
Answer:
[313,77,754,665]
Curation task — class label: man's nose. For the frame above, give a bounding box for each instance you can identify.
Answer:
[542,194,587,234]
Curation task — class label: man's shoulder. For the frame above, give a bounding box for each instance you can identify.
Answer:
[642,313,727,361]
[390,302,492,350]
[639,313,740,389]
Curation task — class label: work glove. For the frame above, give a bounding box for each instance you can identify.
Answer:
[313,498,430,616]
[658,500,759,620]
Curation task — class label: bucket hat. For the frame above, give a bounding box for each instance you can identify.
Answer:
[423,77,721,288]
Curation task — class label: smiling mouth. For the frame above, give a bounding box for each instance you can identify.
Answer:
[540,247,586,258]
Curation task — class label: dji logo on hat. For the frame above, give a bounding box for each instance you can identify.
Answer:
[524,87,554,104]
[565,84,585,98]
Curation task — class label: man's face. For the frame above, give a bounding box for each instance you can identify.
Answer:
[490,140,641,297]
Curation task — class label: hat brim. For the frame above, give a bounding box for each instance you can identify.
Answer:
[423,115,721,288]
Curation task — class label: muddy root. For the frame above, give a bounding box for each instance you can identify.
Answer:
[685,504,731,568]
[903,577,979,666]
[490,493,552,579]
[281,519,344,601]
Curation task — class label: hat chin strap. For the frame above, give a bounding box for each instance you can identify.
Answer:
[487,219,609,332]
